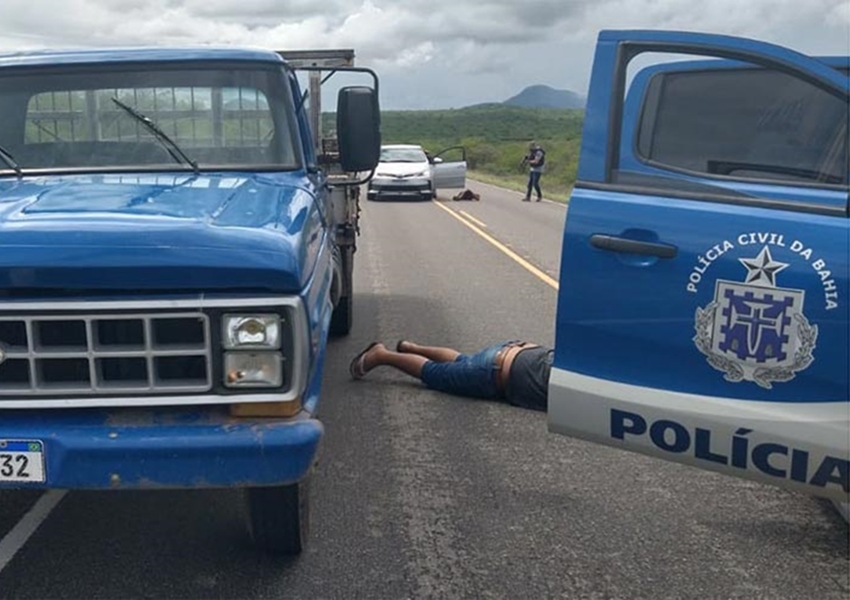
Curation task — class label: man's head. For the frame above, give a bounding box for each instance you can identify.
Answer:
[528,140,537,149]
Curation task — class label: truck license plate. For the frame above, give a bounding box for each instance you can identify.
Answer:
[0,440,45,483]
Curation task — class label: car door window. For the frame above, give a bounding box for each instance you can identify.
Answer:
[636,69,847,186]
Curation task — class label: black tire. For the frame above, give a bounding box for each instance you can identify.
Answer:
[245,478,311,556]
[329,247,354,336]
[329,293,352,336]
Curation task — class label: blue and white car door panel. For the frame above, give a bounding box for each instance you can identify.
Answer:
[432,146,468,190]
[548,30,849,503]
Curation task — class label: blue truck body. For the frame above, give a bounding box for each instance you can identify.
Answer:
[0,174,322,294]
[0,46,380,553]
[548,30,849,505]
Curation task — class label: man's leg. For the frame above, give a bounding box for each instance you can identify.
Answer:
[352,341,508,400]
[532,172,542,200]
[396,340,460,363]
[524,173,533,201]
[356,343,429,379]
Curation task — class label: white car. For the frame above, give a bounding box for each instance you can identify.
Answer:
[367,144,467,201]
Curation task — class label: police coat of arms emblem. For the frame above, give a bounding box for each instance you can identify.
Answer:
[693,246,818,389]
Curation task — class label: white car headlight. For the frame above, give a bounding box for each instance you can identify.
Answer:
[222,314,281,349]
[224,352,283,388]
[412,169,429,178]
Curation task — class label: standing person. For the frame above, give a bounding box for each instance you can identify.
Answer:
[521,141,546,202]
[349,339,552,412]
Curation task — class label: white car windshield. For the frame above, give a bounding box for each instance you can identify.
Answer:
[380,147,427,163]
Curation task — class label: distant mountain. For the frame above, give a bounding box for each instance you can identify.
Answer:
[503,85,585,109]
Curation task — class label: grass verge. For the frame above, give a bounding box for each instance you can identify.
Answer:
[468,170,572,203]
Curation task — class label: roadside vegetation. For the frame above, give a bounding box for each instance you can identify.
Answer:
[381,105,584,202]
[327,104,585,202]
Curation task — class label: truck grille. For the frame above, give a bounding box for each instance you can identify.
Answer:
[0,313,211,396]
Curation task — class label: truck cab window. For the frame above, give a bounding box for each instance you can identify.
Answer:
[2,65,299,171]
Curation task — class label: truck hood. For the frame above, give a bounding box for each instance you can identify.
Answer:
[0,173,318,294]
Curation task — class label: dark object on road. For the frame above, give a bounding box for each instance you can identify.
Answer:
[452,189,480,201]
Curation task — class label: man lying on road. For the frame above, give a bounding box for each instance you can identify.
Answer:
[349,339,551,412]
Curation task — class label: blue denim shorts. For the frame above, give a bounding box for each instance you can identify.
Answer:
[420,340,518,399]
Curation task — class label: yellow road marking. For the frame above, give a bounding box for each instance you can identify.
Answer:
[432,201,559,291]
[458,210,487,228]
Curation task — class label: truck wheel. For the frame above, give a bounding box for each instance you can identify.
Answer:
[329,246,354,336]
[245,478,311,556]
[329,294,352,336]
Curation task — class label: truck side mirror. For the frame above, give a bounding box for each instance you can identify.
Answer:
[336,86,380,173]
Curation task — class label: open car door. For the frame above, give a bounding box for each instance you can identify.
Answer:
[548,30,849,503]
[431,146,467,190]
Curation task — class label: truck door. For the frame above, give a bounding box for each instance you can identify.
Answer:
[548,30,849,503]
[431,146,467,190]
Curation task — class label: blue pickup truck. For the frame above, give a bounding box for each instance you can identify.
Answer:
[548,31,848,507]
[0,47,380,554]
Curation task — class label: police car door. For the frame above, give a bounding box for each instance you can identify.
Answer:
[548,30,849,503]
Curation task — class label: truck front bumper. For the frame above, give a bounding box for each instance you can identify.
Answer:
[0,407,323,490]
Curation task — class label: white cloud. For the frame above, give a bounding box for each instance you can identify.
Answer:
[0,0,846,109]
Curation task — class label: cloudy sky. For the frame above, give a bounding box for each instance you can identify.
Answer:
[0,0,847,110]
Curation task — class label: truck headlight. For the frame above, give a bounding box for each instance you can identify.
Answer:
[222,315,280,349]
[224,352,283,388]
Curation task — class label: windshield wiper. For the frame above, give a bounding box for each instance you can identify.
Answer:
[111,97,199,174]
[0,143,22,177]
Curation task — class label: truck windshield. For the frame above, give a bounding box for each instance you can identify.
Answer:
[0,62,300,173]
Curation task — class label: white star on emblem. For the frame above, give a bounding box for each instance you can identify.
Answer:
[739,246,789,288]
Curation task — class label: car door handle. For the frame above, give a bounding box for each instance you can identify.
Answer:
[590,234,678,259]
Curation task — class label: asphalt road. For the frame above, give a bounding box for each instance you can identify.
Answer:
[0,180,847,599]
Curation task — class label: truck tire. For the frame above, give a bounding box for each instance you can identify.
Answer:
[329,246,354,336]
[245,478,311,556]
[329,294,352,336]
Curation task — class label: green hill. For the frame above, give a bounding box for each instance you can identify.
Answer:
[502,85,585,109]
[378,104,583,144]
